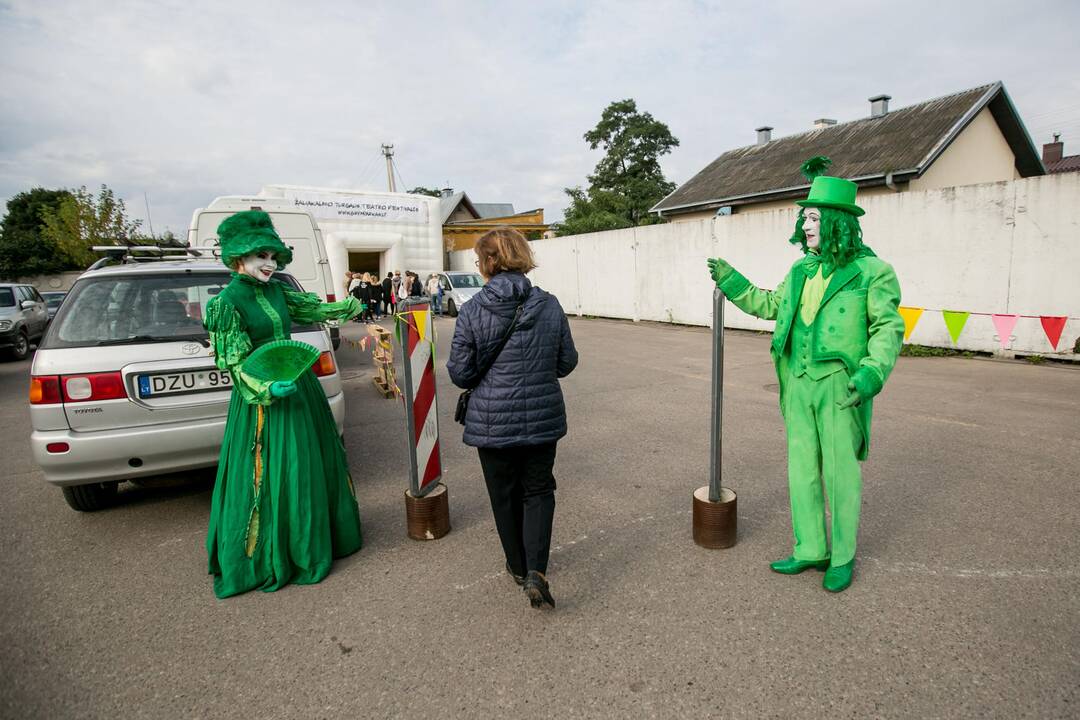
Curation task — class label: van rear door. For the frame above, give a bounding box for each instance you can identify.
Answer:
[193,211,327,299]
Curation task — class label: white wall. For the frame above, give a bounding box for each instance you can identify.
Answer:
[451,174,1080,357]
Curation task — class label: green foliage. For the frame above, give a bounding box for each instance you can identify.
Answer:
[408,186,443,197]
[900,344,963,357]
[0,188,77,279]
[557,99,679,236]
[1025,354,1046,365]
[39,185,142,268]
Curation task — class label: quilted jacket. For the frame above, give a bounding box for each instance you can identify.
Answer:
[447,271,578,448]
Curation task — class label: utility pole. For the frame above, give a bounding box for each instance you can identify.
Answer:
[381,144,396,192]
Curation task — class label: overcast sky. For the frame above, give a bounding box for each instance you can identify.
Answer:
[2,0,1078,235]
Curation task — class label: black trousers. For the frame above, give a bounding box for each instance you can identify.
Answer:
[476,442,558,576]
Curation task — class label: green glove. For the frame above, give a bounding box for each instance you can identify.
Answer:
[837,381,861,409]
[706,257,734,286]
[269,380,297,399]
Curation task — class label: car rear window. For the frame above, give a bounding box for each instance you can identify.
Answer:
[44,294,65,308]
[0,288,13,307]
[42,271,318,349]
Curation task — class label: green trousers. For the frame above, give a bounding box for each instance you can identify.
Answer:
[783,369,863,565]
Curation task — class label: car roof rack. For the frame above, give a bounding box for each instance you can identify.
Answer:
[87,245,221,270]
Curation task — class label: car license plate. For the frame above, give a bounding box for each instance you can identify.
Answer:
[137,369,232,398]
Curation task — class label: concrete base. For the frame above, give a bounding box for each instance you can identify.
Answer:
[404,483,451,541]
[692,485,737,549]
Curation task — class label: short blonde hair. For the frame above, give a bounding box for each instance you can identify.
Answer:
[474,227,536,277]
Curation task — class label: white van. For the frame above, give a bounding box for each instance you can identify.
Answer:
[188,196,343,348]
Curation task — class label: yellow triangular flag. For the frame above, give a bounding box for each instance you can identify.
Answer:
[413,309,430,342]
[898,306,923,341]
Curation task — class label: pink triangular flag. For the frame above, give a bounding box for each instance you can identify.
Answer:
[1040,316,1067,350]
[990,314,1019,350]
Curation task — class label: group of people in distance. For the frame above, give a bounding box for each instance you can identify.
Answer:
[204,155,903,606]
[344,269,423,323]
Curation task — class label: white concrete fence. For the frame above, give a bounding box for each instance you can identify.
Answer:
[450,173,1080,357]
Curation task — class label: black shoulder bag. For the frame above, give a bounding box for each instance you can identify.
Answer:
[454,303,524,425]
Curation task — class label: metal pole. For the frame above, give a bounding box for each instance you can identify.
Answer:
[709,288,725,503]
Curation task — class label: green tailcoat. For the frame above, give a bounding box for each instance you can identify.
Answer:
[718,253,904,460]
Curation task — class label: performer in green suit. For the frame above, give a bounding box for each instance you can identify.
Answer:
[707,157,904,593]
[204,211,364,598]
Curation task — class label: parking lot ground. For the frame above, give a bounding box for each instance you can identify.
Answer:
[1,316,1078,719]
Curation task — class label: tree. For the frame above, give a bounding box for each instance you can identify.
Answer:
[557,99,679,236]
[39,185,142,267]
[408,186,443,197]
[0,188,76,279]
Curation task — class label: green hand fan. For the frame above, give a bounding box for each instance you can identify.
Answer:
[242,339,321,383]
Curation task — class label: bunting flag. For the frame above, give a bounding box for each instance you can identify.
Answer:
[990,314,1019,350]
[941,311,970,345]
[413,309,431,343]
[898,306,924,341]
[1040,316,1068,350]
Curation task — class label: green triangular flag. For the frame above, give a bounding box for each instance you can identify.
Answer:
[942,310,970,345]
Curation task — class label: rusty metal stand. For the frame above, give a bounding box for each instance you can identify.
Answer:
[693,287,738,548]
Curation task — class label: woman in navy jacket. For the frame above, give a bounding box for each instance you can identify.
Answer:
[447,227,578,608]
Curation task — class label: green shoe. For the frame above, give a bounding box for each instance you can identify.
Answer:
[769,556,830,574]
[823,561,854,592]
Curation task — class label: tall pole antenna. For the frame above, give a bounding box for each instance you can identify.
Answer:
[143,191,155,240]
[381,144,396,192]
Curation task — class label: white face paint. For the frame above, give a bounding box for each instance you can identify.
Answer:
[240,251,277,282]
[802,209,821,250]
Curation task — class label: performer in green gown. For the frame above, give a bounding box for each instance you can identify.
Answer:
[204,210,364,599]
[707,157,904,593]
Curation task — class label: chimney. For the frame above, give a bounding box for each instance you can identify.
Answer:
[440,186,454,198]
[869,94,891,118]
[755,126,773,145]
[813,118,837,129]
[1043,133,1063,165]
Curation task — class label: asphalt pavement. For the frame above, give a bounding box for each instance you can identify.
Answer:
[1,316,1078,719]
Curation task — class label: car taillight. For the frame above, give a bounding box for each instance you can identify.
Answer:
[311,351,336,377]
[62,372,127,402]
[30,376,62,404]
[327,293,337,302]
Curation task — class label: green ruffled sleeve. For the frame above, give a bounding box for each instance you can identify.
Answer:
[204,296,274,406]
[281,286,362,324]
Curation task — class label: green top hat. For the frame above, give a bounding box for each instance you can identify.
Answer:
[794,156,865,217]
[216,210,294,270]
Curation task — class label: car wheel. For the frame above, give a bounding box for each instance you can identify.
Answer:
[61,481,120,512]
[446,299,458,317]
[9,330,29,360]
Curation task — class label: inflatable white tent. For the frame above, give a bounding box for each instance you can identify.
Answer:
[258,184,443,288]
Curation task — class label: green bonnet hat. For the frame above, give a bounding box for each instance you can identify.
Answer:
[216,210,293,270]
[795,156,865,217]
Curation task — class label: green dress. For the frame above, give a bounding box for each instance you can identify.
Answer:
[204,273,362,599]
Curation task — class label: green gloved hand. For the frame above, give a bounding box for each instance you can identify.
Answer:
[706,257,734,286]
[269,380,297,399]
[837,381,861,409]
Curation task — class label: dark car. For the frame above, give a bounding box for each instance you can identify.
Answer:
[0,283,49,360]
[41,291,67,323]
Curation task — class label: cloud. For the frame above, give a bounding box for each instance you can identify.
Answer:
[1,0,1078,235]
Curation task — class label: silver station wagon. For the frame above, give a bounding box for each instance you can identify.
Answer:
[30,255,346,511]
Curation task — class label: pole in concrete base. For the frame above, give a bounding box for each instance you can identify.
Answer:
[405,483,451,541]
[398,298,450,540]
[693,287,738,548]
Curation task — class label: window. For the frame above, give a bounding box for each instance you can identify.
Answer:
[0,288,14,307]
[43,271,316,349]
[448,273,484,289]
